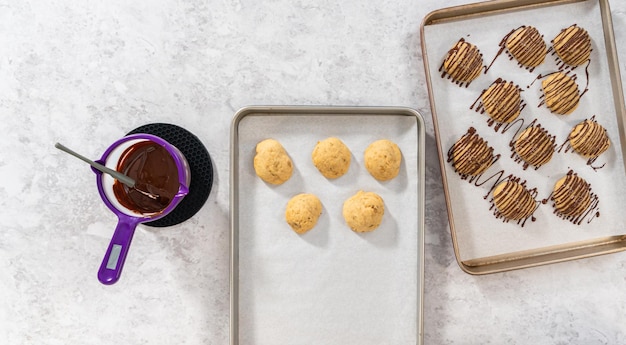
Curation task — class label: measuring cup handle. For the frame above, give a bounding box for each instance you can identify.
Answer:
[97,216,139,285]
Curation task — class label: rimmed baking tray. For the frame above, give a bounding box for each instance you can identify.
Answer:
[230,106,425,345]
[421,0,626,274]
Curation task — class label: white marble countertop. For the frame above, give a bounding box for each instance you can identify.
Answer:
[2,0,626,344]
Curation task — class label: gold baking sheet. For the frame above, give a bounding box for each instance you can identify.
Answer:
[421,0,626,274]
[230,106,425,344]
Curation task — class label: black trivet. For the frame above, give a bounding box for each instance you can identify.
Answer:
[128,123,213,227]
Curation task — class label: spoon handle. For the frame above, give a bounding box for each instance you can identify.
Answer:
[98,216,139,285]
[55,142,136,188]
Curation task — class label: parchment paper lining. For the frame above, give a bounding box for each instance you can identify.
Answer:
[423,0,626,260]
[236,114,420,344]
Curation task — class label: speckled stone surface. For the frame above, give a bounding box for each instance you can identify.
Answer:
[1,0,626,344]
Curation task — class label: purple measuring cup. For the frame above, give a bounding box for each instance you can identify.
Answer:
[94,134,191,285]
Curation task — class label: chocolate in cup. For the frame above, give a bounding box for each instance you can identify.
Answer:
[113,140,181,214]
[94,134,191,285]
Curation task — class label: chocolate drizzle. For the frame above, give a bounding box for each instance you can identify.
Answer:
[447,127,497,176]
[512,120,556,170]
[442,25,606,229]
[489,176,539,225]
[538,71,582,115]
[506,26,547,69]
[545,170,600,225]
[472,78,524,124]
[555,140,605,171]
[486,26,547,73]
[461,167,539,226]
[552,24,592,67]
[439,38,484,87]
[559,115,610,170]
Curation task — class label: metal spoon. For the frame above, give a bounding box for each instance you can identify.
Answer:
[54,142,160,201]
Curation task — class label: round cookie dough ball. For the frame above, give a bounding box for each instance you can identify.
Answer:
[364,139,402,181]
[311,137,351,179]
[342,191,385,233]
[253,139,293,185]
[285,193,322,234]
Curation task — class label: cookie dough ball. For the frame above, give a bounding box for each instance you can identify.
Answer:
[505,25,547,68]
[342,191,384,233]
[493,180,537,220]
[552,173,591,218]
[569,119,610,158]
[552,24,592,66]
[285,193,322,234]
[364,139,402,181]
[542,72,580,115]
[443,38,483,84]
[253,139,293,185]
[481,79,522,123]
[311,137,351,179]
[449,127,494,176]
[514,125,555,168]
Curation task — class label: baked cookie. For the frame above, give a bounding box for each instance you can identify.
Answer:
[506,26,547,68]
[569,118,610,158]
[285,193,322,234]
[311,137,351,179]
[514,125,555,168]
[364,139,402,181]
[253,139,293,185]
[448,128,494,176]
[552,173,591,218]
[493,180,537,220]
[552,24,592,66]
[442,38,483,84]
[342,191,384,233]
[542,72,580,115]
[481,79,522,123]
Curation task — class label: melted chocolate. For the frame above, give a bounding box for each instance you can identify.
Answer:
[113,141,179,214]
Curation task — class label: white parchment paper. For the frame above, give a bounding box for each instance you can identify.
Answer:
[236,112,420,345]
[423,0,626,260]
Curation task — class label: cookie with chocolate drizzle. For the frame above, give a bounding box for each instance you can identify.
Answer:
[569,118,610,158]
[480,79,522,123]
[552,172,591,218]
[493,180,537,221]
[448,127,495,176]
[441,38,484,86]
[541,72,580,115]
[552,24,592,67]
[514,124,556,169]
[505,26,547,68]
